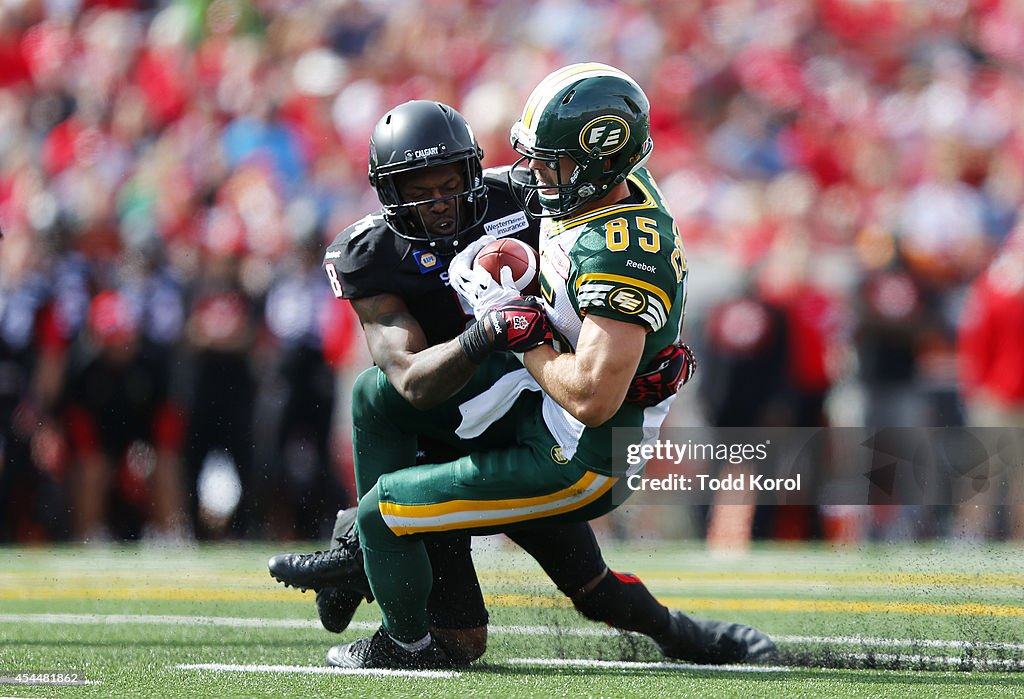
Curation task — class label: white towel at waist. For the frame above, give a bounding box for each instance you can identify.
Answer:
[455,368,542,439]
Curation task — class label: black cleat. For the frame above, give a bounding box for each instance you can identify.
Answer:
[654,610,777,664]
[267,508,371,597]
[326,627,452,669]
[315,585,364,634]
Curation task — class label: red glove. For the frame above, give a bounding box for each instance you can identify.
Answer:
[625,343,696,407]
[459,297,553,362]
[488,298,553,353]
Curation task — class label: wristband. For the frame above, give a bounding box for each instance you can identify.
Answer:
[459,317,496,364]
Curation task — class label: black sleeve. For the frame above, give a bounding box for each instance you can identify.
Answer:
[323,213,403,300]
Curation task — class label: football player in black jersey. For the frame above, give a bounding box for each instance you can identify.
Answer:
[269,100,773,667]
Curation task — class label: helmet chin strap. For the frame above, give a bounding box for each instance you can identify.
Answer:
[614,139,654,185]
[624,147,652,180]
[428,237,461,255]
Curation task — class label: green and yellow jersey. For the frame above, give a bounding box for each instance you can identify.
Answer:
[536,167,687,476]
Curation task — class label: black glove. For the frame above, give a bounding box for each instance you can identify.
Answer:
[625,343,697,407]
[459,297,553,363]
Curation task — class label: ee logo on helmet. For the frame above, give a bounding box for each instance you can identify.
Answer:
[580,116,630,155]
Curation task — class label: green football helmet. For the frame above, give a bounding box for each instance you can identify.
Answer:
[509,63,653,218]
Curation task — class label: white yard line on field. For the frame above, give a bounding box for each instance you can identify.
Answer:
[773,634,1024,653]
[845,653,1024,670]
[4,613,1024,655]
[176,663,459,679]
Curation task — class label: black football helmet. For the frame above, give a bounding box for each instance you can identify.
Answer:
[509,63,653,218]
[368,101,487,256]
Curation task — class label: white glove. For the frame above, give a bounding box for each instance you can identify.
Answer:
[449,234,522,320]
[450,234,494,277]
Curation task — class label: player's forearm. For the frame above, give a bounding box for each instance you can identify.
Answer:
[523,346,625,427]
[524,317,645,426]
[355,294,477,410]
[387,340,478,410]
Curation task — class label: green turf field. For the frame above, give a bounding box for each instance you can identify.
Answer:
[1,539,1023,698]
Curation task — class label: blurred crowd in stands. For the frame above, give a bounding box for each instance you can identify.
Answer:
[1,0,1022,544]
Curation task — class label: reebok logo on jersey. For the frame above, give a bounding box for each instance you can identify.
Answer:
[324,250,341,259]
[626,259,656,274]
[484,211,529,239]
[608,287,647,315]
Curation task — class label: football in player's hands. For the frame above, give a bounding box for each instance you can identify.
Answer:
[473,238,540,296]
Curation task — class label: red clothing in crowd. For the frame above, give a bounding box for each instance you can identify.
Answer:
[958,251,1024,406]
[784,287,842,395]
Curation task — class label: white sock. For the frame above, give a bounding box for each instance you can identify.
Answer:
[392,633,432,652]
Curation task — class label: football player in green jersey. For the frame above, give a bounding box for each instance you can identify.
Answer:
[326,64,773,670]
[506,61,689,477]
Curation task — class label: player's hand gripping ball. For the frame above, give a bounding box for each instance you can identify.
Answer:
[473,238,541,297]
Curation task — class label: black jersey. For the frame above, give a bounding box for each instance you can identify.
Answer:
[323,167,539,346]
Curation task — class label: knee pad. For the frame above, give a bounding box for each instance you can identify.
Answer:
[355,487,395,550]
[350,367,384,424]
[351,366,415,430]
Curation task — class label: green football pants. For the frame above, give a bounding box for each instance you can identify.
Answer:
[350,355,622,642]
